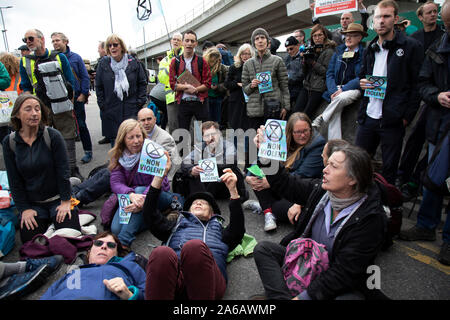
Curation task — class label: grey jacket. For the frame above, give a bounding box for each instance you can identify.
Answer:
[242,49,290,118]
[303,41,336,93]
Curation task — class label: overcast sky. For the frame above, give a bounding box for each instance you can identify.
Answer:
[1,0,203,61]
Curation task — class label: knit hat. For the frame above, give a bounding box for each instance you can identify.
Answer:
[285,36,299,47]
[251,28,270,48]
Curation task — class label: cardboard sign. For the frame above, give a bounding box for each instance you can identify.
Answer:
[199,157,220,182]
[256,71,273,93]
[258,119,287,161]
[364,75,387,100]
[138,139,167,177]
[0,91,18,125]
[314,0,357,18]
[117,194,131,225]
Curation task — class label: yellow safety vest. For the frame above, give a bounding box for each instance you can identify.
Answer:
[22,50,63,94]
[158,47,183,105]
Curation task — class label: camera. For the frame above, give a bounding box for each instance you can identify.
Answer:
[301,44,323,60]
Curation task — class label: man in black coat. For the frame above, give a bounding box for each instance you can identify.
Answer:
[396,0,444,199]
[399,0,450,266]
[356,0,423,184]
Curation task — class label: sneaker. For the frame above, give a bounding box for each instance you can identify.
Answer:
[243,200,262,215]
[399,226,436,241]
[80,151,93,164]
[0,264,51,300]
[264,212,277,232]
[70,177,82,188]
[25,255,64,275]
[438,243,450,266]
[312,115,324,128]
[98,137,110,145]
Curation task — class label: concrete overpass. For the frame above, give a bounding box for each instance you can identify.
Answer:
[136,0,422,66]
[135,0,341,63]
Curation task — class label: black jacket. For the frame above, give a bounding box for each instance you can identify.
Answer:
[2,127,71,213]
[265,162,387,300]
[95,55,147,139]
[224,64,248,130]
[418,32,450,144]
[358,31,424,127]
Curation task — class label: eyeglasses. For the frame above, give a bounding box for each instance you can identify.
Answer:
[293,128,311,136]
[93,240,117,249]
[22,36,39,43]
[108,43,120,48]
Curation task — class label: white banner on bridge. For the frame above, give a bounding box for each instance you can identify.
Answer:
[314,0,357,18]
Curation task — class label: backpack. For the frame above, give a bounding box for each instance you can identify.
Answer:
[421,124,449,196]
[0,207,19,258]
[174,54,204,81]
[9,126,51,153]
[146,101,162,126]
[373,172,404,250]
[282,238,329,297]
[33,51,74,114]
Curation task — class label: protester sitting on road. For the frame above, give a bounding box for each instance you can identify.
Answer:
[107,119,173,249]
[72,108,181,208]
[252,141,387,300]
[294,24,336,119]
[203,47,229,123]
[246,112,326,232]
[40,231,146,300]
[0,255,63,300]
[2,94,82,244]
[176,121,248,200]
[143,154,245,300]
[95,34,147,146]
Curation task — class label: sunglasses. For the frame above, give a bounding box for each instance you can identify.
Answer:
[108,43,120,48]
[93,240,117,249]
[22,36,39,43]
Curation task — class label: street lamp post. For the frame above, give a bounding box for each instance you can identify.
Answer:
[0,6,12,52]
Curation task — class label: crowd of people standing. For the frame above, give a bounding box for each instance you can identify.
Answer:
[0,0,448,302]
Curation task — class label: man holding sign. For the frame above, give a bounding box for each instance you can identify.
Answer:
[356,0,423,184]
[178,121,247,200]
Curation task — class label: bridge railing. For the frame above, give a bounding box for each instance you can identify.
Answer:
[147,0,231,41]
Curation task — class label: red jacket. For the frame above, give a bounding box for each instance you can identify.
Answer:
[169,54,211,104]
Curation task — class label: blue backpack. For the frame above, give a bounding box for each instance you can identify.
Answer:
[0,207,18,258]
[146,101,162,126]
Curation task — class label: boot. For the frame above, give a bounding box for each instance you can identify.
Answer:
[71,166,85,182]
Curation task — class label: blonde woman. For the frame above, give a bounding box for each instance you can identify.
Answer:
[203,47,229,123]
[95,34,147,146]
[246,112,326,231]
[224,43,254,130]
[106,119,171,249]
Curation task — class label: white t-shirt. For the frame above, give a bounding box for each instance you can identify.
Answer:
[366,45,388,119]
[181,56,197,100]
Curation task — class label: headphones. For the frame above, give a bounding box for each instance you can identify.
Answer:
[371,39,394,52]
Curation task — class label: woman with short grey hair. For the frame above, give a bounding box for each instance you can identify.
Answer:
[252,142,387,300]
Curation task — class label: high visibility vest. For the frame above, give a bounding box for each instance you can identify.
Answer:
[158,47,183,105]
[22,50,63,94]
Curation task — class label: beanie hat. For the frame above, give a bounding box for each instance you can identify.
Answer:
[285,36,299,47]
[251,28,270,48]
